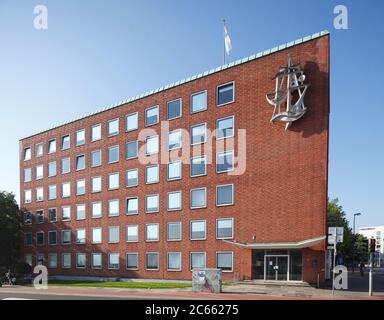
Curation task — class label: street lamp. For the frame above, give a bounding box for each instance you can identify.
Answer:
[353,213,361,234]
[352,213,362,274]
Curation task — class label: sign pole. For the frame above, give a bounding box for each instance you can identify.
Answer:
[332,244,337,296]
[369,252,373,297]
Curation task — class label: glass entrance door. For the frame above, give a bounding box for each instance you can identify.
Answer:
[265,255,289,281]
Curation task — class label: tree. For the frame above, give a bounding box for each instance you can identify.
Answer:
[0,191,21,268]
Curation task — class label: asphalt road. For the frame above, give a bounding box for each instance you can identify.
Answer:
[0,292,141,300]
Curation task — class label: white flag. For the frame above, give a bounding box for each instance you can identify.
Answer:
[224,25,232,55]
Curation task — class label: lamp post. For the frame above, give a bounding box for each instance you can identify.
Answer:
[352,213,362,274]
[353,213,361,234]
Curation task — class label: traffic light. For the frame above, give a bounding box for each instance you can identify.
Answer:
[362,239,369,254]
[370,238,377,253]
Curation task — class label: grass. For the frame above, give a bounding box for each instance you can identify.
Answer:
[48,280,192,289]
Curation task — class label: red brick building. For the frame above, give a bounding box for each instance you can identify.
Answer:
[19,31,330,284]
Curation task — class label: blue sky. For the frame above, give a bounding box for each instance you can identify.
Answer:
[0,0,383,230]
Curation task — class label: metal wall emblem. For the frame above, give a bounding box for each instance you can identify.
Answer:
[266,55,309,130]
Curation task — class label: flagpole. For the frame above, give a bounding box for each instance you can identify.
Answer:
[223,19,226,65]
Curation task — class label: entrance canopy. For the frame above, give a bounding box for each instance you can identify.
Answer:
[223,235,326,249]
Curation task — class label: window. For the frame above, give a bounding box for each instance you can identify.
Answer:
[108,145,119,163]
[108,253,119,269]
[48,208,57,222]
[76,253,86,268]
[145,106,159,126]
[36,210,44,224]
[217,82,234,106]
[24,212,32,225]
[61,135,70,150]
[126,140,138,159]
[48,231,57,245]
[36,254,44,266]
[76,154,85,171]
[167,222,181,241]
[48,253,57,268]
[191,90,207,113]
[76,229,86,244]
[190,220,206,240]
[91,124,101,142]
[145,224,159,242]
[216,252,233,272]
[24,147,31,161]
[91,176,102,193]
[216,116,234,139]
[190,156,206,177]
[62,206,71,221]
[126,253,138,270]
[35,143,43,157]
[190,123,206,145]
[216,150,234,173]
[91,202,102,218]
[62,182,71,198]
[167,191,181,211]
[108,118,119,137]
[190,252,206,270]
[36,232,44,246]
[48,185,57,200]
[61,157,70,174]
[24,233,32,246]
[36,165,43,180]
[145,135,159,155]
[168,129,182,150]
[48,139,56,154]
[108,199,119,216]
[75,129,85,146]
[91,150,101,167]
[62,253,71,268]
[167,252,181,271]
[167,160,182,180]
[126,197,138,215]
[24,190,32,204]
[76,204,86,220]
[92,227,102,244]
[126,169,138,187]
[216,184,234,206]
[24,168,31,182]
[145,165,159,184]
[108,172,119,190]
[190,188,206,209]
[25,254,33,267]
[108,226,120,243]
[92,253,102,269]
[145,253,159,270]
[216,218,234,239]
[48,161,56,177]
[167,98,182,120]
[76,179,86,195]
[126,225,138,242]
[36,187,44,202]
[126,112,138,132]
[145,194,159,213]
[62,230,71,245]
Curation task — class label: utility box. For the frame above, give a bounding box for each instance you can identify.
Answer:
[192,268,222,293]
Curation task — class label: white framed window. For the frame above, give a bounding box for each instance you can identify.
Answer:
[48,185,57,200]
[145,106,159,127]
[216,184,234,206]
[126,197,138,215]
[36,231,44,246]
[62,230,71,245]
[108,145,119,163]
[190,187,206,209]
[216,115,234,139]
[24,189,32,204]
[190,155,206,177]
[76,229,86,244]
[145,252,159,270]
[126,112,138,132]
[167,222,181,241]
[92,253,102,269]
[36,187,44,202]
[216,252,233,272]
[91,150,101,167]
[168,129,182,150]
[91,176,102,193]
[145,165,159,184]
[190,220,206,240]
[91,202,102,218]
[76,179,86,195]
[167,98,182,120]
[76,154,85,171]
[24,168,31,182]
[167,191,182,211]
[76,204,86,220]
[35,143,44,157]
[25,254,32,267]
[48,139,57,154]
[216,150,234,173]
[167,252,181,271]
[61,157,70,174]
[91,123,102,142]
[62,206,71,221]
[167,160,182,181]
[216,218,234,239]
[23,212,32,225]
[36,254,44,266]
[76,253,86,268]
[145,194,159,213]
[145,135,159,155]
[126,224,138,242]
[108,199,120,216]
[75,129,85,146]
[126,253,138,270]
[126,168,138,187]
[48,161,56,177]
[107,118,119,137]
[48,253,57,268]
[36,165,44,180]
[35,210,44,224]
[91,227,102,244]
[108,253,119,270]
[190,90,207,113]
[24,233,32,246]
[145,223,159,242]
[217,81,235,107]
[61,135,70,150]
[24,147,31,161]
[190,252,206,270]
[62,253,71,268]
[126,140,138,159]
[108,172,119,190]
[108,226,120,243]
[62,182,71,198]
[190,123,207,145]
[48,208,57,222]
[48,230,57,245]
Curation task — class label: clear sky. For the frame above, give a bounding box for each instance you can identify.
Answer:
[0,0,383,230]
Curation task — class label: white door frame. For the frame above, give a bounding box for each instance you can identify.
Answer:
[264,254,290,281]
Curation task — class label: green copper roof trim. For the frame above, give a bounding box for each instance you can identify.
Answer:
[20,30,329,140]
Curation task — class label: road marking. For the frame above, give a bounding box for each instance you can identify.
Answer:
[2,297,36,300]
